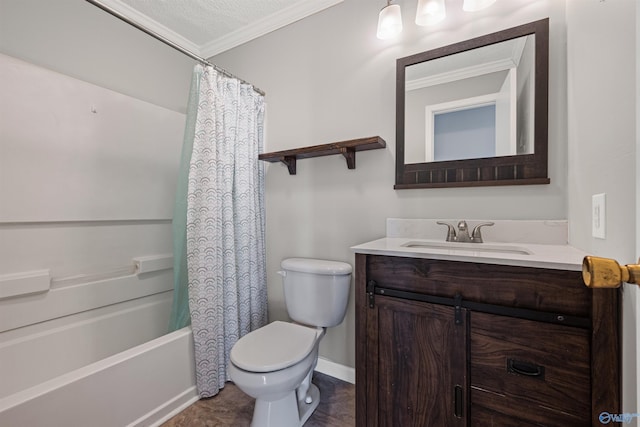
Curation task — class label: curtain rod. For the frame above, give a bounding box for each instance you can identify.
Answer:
[84,0,266,96]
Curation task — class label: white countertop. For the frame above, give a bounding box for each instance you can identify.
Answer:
[351,237,589,271]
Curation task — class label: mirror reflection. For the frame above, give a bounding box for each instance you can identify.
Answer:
[395,19,549,189]
[404,34,536,164]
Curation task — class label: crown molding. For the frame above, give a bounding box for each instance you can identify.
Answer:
[405,58,516,92]
[200,0,344,58]
[94,0,202,56]
[406,36,528,92]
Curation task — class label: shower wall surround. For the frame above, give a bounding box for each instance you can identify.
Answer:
[0,52,186,409]
[0,1,196,423]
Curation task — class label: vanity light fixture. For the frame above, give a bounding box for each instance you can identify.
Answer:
[378,0,497,38]
[415,0,446,26]
[377,0,403,40]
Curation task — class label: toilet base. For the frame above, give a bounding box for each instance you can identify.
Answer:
[298,383,320,426]
[250,383,320,427]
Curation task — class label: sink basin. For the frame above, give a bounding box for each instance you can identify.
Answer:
[401,241,532,255]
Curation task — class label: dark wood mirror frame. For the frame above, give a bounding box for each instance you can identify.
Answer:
[395,18,549,189]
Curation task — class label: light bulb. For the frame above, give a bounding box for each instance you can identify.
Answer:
[377,3,403,39]
[415,0,446,26]
[463,0,497,12]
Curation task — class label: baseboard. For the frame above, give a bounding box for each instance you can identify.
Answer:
[315,357,355,384]
[134,386,200,427]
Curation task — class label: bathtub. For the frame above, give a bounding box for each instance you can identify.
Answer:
[0,258,198,427]
[0,327,197,427]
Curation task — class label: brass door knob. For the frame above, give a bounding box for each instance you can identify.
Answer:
[582,256,640,288]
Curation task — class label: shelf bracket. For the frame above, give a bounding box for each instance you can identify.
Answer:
[340,147,356,169]
[280,156,297,175]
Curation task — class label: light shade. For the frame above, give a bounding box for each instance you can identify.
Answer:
[462,0,497,12]
[415,0,446,26]
[376,3,403,40]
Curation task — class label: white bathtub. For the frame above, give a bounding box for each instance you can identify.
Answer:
[0,262,198,427]
[0,326,197,427]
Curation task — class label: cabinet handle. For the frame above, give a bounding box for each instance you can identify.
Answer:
[507,359,545,379]
[454,385,463,418]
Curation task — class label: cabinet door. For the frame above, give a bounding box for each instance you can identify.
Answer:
[368,296,467,427]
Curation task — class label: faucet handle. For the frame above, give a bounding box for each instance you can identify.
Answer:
[436,221,457,242]
[471,222,495,243]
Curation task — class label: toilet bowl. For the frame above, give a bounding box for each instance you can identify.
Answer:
[228,321,325,427]
[228,258,351,427]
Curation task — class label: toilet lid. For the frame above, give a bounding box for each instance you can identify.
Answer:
[281,258,352,275]
[230,321,318,372]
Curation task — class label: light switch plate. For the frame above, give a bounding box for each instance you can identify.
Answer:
[592,193,606,239]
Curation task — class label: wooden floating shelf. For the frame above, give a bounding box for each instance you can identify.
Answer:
[258,136,386,175]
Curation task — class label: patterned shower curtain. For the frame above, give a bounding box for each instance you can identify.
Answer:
[178,64,267,397]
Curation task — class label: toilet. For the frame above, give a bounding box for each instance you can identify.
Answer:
[228,258,352,427]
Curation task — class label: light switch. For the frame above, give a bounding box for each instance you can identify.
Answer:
[592,193,606,239]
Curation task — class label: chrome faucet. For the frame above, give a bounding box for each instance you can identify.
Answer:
[455,220,472,242]
[437,220,494,243]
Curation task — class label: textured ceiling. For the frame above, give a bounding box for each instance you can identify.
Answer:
[99,0,343,58]
[119,0,300,45]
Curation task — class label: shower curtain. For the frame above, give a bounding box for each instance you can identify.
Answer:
[169,64,268,398]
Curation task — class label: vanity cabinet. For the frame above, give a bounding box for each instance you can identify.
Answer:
[355,254,620,427]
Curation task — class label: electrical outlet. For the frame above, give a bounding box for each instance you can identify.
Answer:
[592,193,606,239]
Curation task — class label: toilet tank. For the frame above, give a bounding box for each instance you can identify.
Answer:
[280,258,352,328]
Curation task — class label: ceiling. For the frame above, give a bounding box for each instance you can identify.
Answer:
[97,0,343,58]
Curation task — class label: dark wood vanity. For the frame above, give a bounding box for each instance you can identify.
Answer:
[355,253,620,426]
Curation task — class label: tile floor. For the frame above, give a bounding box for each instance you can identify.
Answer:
[161,372,355,427]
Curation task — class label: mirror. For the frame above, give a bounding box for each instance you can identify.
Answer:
[395,19,549,189]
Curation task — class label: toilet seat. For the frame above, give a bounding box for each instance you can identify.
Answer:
[230,321,319,372]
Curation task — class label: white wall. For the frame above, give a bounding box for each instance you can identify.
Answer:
[566,0,637,418]
[212,0,568,368]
